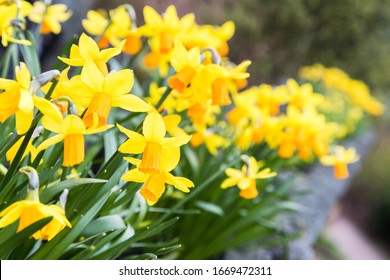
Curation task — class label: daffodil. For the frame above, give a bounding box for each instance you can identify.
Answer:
[28,1,72,35]
[0,167,71,240]
[190,124,227,155]
[63,59,152,128]
[37,110,113,167]
[82,5,139,51]
[0,0,32,46]
[168,41,201,93]
[0,63,61,135]
[140,5,195,75]
[58,33,125,75]
[121,150,194,205]
[117,110,191,174]
[320,146,360,179]
[221,156,277,199]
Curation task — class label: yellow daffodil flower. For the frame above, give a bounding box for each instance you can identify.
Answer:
[190,124,227,155]
[58,33,125,75]
[121,150,194,205]
[28,1,72,35]
[117,110,191,174]
[181,21,235,57]
[285,79,324,111]
[221,156,277,199]
[0,0,32,46]
[0,63,61,135]
[168,41,201,93]
[0,167,71,240]
[320,146,360,179]
[82,5,140,52]
[37,112,113,166]
[63,59,152,128]
[140,5,195,75]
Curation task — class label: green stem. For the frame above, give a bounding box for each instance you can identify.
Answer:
[0,44,14,78]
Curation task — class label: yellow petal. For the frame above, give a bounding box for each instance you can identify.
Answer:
[36,134,65,152]
[79,33,99,59]
[104,69,134,97]
[161,146,180,172]
[160,135,192,147]
[33,96,63,123]
[15,63,31,90]
[84,124,113,135]
[165,173,192,193]
[118,139,146,154]
[117,124,146,142]
[143,6,163,27]
[58,45,85,66]
[98,40,125,62]
[0,202,24,228]
[121,168,149,183]
[15,109,33,135]
[123,157,142,166]
[112,94,152,112]
[81,59,104,92]
[18,90,34,113]
[221,177,239,189]
[143,111,166,141]
[0,78,17,90]
[42,115,63,134]
[225,168,243,179]
[62,114,85,134]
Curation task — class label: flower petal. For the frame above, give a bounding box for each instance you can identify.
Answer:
[143,111,166,141]
[104,69,134,97]
[112,94,152,112]
[165,173,192,193]
[98,40,125,62]
[121,168,149,183]
[117,124,146,142]
[79,33,99,59]
[118,139,146,154]
[36,134,65,152]
[33,96,63,123]
[160,135,192,147]
[81,59,104,92]
[15,109,33,135]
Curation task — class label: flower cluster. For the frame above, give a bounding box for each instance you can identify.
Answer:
[0,2,384,252]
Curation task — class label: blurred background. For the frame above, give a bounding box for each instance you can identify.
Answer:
[50,0,390,259]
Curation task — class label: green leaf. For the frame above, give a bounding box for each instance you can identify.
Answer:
[0,217,52,259]
[195,200,225,216]
[40,178,108,204]
[154,245,182,256]
[128,253,158,260]
[81,215,126,236]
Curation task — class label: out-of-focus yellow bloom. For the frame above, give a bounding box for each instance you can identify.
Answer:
[320,146,360,179]
[37,113,112,166]
[83,5,141,53]
[299,63,325,82]
[58,33,125,75]
[168,41,200,93]
[255,84,289,116]
[181,21,235,57]
[163,114,188,137]
[0,167,71,241]
[0,0,32,46]
[221,156,276,199]
[122,152,194,206]
[0,63,59,134]
[190,124,227,155]
[140,5,195,75]
[63,59,151,128]
[118,110,191,174]
[28,1,72,35]
[285,79,324,111]
[146,83,175,113]
[301,64,384,116]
